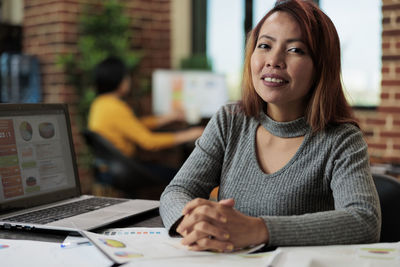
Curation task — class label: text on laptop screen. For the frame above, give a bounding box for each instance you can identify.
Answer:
[0,110,77,203]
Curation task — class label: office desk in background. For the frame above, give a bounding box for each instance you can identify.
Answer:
[137,118,209,170]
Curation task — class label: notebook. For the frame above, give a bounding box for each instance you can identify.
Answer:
[0,103,159,230]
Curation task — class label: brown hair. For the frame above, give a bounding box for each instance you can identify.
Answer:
[241,0,358,132]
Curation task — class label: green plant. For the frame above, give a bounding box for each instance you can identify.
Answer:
[180,54,212,70]
[57,0,142,128]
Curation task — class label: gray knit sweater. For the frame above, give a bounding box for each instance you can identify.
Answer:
[160,103,381,246]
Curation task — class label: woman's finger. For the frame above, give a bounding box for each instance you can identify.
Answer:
[182,198,212,215]
[176,214,191,235]
[181,221,230,246]
[218,198,235,207]
[188,237,234,253]
[177,205,227,234]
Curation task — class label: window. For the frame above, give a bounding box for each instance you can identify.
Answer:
[207,0,381,106]
[253,0,276,26]
[206,0,245,100]
[319,0,381,106]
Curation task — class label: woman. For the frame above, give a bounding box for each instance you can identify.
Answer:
[88,57,203,181]
[160,0,381,252]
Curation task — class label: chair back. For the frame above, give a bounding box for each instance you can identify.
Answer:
[82,129,167,198]
[372,173,400,242]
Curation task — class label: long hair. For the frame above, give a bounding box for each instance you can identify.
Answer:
[241,0,358,132]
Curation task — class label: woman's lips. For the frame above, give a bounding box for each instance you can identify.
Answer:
[261,74,288,87]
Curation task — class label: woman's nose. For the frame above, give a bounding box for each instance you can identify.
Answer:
[266,51,286,69]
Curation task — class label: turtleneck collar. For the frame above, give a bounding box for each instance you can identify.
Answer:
[258,111,310,138]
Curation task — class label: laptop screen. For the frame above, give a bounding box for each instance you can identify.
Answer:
[0,104,80,213]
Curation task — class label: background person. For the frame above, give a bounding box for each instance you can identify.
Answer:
[160,0,381,252]
[88,56,203,181]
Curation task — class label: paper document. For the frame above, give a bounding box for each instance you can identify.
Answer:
[0,238,112,267]
[80,227,271,265]
[122,250,278,267]
[273,242,400,267]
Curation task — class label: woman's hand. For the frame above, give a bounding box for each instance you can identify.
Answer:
[176,198,269,252]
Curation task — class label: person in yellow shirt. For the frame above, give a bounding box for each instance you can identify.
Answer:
[88,57,203,181]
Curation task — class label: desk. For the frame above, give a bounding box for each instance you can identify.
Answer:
[1,210,399,267]
[138,118,208,170]
[0,209,165,267]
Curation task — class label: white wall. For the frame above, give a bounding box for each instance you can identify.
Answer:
[1,0,23,25]
[170,0,192,69]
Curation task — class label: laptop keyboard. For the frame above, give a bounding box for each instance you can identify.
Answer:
[3,197,128,224]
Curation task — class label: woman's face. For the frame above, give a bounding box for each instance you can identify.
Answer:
[251,11,314,114]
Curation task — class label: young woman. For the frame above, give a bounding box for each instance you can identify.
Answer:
[160,0,381,252]
[88,57,203,181]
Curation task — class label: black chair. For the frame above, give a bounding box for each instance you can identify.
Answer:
[82,129,170,199]
[372,173,400,242]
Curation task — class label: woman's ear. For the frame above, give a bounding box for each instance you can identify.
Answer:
[116,76,131,96]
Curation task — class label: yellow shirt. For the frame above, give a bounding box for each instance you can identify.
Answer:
[88,94,175,157]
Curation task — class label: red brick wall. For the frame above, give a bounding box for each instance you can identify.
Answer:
[22,0,171,193]
[356,0,400,165]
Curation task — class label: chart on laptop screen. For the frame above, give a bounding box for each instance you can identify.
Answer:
[0,112,76,202]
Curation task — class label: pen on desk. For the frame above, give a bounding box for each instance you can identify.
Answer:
[60,241,92,248]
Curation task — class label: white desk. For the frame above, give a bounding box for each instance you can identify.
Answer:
[270,242,400,267]
[1,210,399,267]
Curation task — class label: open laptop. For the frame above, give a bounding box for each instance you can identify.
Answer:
[0,103,159,231]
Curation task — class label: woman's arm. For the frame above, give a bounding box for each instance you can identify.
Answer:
[140,110,185,130]
[160,105,232,232]
[115,105,202,151]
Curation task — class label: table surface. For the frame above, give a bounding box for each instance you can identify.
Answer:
[2,208,400,267]
[0,209,163,243]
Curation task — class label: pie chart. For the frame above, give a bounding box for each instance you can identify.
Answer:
[114,251,143,258]
[19,121,33,141]
[39,122,55,139]
[99,238,126,248]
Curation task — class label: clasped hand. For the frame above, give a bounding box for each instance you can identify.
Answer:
[176,198,269,252]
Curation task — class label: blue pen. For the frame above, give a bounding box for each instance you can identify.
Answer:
[60,241,91,248]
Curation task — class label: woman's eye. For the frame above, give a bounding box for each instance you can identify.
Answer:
[257,43,271,49]
[288,47,305,54]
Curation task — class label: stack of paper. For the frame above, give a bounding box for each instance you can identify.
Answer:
[80,227,275,266]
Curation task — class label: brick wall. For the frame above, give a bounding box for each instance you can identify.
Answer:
[355,0,400,166]
[22,0,171,193]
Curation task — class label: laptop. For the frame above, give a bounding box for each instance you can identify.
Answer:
[0,103,159,231]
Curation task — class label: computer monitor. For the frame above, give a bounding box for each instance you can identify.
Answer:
[152,70,229,124]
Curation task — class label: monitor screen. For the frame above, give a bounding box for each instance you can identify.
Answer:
[152,70,229,123]
[0,107,78,205]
